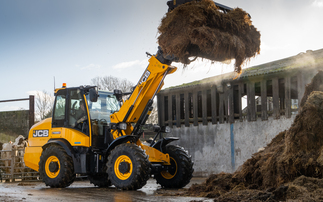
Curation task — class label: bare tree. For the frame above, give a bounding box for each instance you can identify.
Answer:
[35,90,54,121]
[91,76,134,92]
[146,102,158,124]
[119,79,134,93]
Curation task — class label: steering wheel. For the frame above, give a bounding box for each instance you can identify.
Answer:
[99,119,107,124]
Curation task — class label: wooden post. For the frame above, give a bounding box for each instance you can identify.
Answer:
[29,95,34,129]
[211,87,217,124]
[239,83,243,121]
[202,89,208,125]
[272,77,280,119]
[168,94,173,128]
[223,90,228,122]
[247,82,256,121]
[261,80,268,120]
[11,150,15,182]
[285,77,291,118]
[193,91,198,126]
[228,86,234,123]
[157,94,164,126]
[297,72,304,107]
[219,93,224,124]
[176,94,181,127]
[184,92,190,127]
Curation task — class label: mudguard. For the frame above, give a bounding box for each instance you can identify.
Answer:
[106,135,137,153]
[42,139,86,173]
[152,137,179,153]
[43,139,75,157]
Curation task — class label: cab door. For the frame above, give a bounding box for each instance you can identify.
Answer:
[52,88,91,147]
[68,89,89,135]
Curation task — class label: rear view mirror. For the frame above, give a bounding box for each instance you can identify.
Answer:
[153,125,161,132]
[89,88,99,102]
[113,89,123,102]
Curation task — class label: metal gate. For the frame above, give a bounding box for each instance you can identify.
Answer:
[0,148,39,182]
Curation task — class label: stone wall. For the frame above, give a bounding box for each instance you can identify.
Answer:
[166,115,296,177]
[0,110,29,137]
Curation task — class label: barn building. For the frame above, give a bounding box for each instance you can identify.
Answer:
[157,48,323,176]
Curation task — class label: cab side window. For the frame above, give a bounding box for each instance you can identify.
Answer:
[52,89,66,128]
[68,89,88,134]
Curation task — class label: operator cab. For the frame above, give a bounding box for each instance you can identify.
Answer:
[52,85,121,148]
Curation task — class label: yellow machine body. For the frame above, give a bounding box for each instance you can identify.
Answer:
[24,55,177,172]
[24,118,91,171]
[110,55,176,164]
[110,56,176,125]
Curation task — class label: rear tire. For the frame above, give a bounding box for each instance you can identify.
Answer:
[39,144,76,188]
[154,145,194,188]
[107,143,150,190]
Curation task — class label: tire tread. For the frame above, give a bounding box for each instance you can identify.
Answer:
[39,144,75,188]
[155,145,194,188]
[107,143,150,190]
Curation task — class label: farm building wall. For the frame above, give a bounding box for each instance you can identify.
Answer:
[165,115,295,176]
[157,48,323,176]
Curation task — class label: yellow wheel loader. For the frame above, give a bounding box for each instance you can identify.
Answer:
[24,0,235,190]
[24,48,194,189]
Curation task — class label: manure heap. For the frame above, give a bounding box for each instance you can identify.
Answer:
[186,71,323,201]
[158,0,261,73]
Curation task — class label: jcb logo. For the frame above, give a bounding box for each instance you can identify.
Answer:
[33,130,49,137]
[140,70,150,84]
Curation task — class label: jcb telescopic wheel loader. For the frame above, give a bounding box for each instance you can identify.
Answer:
[24,48,194,190]
[24,0,234,190]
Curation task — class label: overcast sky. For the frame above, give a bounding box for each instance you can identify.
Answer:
[1,0,323,111]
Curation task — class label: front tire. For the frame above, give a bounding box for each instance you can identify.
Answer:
[154,145,194,188]
[39,144,75,188]
[107,143,150,190]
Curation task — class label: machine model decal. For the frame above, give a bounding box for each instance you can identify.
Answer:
[33,130,49,137]
[140,70,150,84]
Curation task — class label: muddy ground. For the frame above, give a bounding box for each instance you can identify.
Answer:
[0,177,210,202]
[174,175,323,202]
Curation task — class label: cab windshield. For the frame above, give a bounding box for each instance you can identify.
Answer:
[86,91,120,122]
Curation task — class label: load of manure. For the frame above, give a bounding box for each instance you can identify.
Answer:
[185,71,323,201]
[158,0,261,73]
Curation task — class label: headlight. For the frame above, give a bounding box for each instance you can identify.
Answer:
[160,126,171,133]
[118,123,127,130]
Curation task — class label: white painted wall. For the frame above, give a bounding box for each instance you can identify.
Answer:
[167,115,296,177]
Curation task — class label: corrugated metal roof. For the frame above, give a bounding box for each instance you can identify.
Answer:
[165,48,323,91]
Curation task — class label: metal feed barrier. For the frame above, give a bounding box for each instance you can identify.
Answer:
[0,148,39,182]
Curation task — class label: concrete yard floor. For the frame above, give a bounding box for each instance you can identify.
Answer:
[0,177,211,202]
